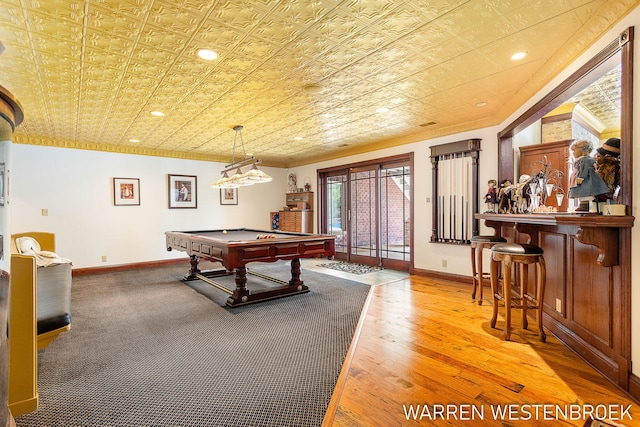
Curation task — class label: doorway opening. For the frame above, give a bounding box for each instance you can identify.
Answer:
[319,154,413,271]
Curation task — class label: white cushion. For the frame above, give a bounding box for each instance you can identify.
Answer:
[38,250,58,258]
[16,236,41,255]
[15,236,71,267]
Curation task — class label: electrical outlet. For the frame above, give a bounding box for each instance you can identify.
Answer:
[555,298,562,312]
[41,208,48,216]
[442,259,447,268]
[101,256,107,262]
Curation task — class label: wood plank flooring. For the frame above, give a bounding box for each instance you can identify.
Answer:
[321,274,640,427]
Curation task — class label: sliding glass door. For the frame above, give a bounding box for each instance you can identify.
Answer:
[349,166,379,265]
[319,154,412,271]
[326,173,347,255]
[379,162,411,269]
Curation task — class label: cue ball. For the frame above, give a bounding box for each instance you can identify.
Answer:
[222,230,227,234]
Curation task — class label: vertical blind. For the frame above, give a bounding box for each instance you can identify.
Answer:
[430,139,481,244]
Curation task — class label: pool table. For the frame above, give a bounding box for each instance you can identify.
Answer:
[165,228,335,307]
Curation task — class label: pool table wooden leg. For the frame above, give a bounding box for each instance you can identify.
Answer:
[183,255,201,280]
[231,266,250,304]
[224,261,309,307]
[289,258,304,290]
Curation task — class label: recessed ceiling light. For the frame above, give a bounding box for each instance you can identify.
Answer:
[476,101,487,107]
[198,48,218,61]
[294,136,304,141]
[511,51,527,60]
[150,111,165,117]
[302,84,325,94]
[376,107,389,113]
[129,139,140,143]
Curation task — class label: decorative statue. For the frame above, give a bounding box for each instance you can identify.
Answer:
[568,140,609,212]
[497,179,513,214]
[594,137,621,202]
[484,179,498,213]
[512,174,532,214]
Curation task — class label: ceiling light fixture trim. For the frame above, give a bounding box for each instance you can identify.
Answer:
[198,48,219,61]
[302,84,325,94]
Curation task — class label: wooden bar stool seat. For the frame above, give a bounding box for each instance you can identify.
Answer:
[490,243,547,342]
[470,235,507,304]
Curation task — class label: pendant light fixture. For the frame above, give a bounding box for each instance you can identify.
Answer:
[211,125,272,188]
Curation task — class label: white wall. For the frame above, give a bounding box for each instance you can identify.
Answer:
[10,145,287,268]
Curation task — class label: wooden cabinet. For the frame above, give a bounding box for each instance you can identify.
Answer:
[278,210,313,233]
[285,191,313,210]
[519,140,571,211]
[477,213,634,394]
[271,192,314,233]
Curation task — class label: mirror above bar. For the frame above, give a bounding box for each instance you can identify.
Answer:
[498,27,632,214]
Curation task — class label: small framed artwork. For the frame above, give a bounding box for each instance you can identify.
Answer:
[220,188,238,205]
[113,177,140,206]
[168,174,197,209]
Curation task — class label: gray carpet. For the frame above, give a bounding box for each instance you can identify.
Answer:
[16,261,370,427]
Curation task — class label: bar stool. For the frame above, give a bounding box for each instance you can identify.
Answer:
[470,235,507,305]
[490,243,547,342]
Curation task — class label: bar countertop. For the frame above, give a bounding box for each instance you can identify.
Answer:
[475,212,635,228]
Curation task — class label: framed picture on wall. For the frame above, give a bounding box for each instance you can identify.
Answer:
[113,177,140,206]
[168,174,197,208]
[220,188,238,205]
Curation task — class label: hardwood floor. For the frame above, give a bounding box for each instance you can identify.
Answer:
[320,273,640,427]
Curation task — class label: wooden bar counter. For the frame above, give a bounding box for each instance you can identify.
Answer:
[476,212,635,394]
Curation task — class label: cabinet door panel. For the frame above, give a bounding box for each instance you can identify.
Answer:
[519,140,570,211]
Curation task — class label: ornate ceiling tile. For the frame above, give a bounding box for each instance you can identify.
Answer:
[0,0,632,166]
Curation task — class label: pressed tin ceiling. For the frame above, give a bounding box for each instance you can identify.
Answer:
[0,0,635,167]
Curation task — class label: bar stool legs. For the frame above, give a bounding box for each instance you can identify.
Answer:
[470,242,483,303]
[490,243,546,342]
[490,255,503,335]
[470,236,506,305]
